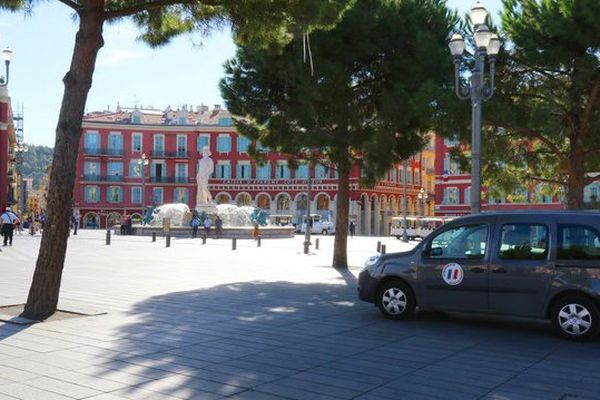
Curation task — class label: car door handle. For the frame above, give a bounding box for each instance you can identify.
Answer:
[470,267,485,273]
[492,267,508,274]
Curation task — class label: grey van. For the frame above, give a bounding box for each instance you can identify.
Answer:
[358,211,600,340]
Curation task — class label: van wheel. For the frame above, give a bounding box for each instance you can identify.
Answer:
[321,229,328,235]
[377,280,415,319]
[551,295,600,340]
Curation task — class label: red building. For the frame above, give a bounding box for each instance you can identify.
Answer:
[433,135,566,216]
[75,105,430,234]
[0,86,16,209]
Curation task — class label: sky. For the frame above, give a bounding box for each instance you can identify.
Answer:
[1,0,502,147]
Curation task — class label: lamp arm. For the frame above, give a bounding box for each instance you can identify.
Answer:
[454,60,470,100]
[484,58,496,101]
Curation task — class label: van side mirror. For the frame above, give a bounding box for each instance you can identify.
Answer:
[425,247,443,257]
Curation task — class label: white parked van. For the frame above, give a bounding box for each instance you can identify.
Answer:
[300,214,336,235]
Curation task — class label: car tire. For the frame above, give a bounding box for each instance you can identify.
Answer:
[551,295,600,340]
[321,229,328,235]
[377,280,415,320]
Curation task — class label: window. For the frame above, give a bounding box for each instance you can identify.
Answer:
[131,112,141,124]
[219,117,232,126]
[84,161,100,177]
[407,168,413,184]
[197,135,210,153]
[444,136,460,146]
[107,162,123,181]
[216,161,232,179]
[499,224,548,260]
[443,156,461,175]
[390,168,396,182]
[414,170,420,185]
[464,187,471,204]
[296,165,309,179]
[153,187,163,204]
[132,133,142,152]
[153,135,164,156]
[131,187,142,204]
[237,162,251,179]
[107,186,123,203]
[427,224,488,259]
[84,132,100,153]
[129,160,142,177]
[216,135,232,153]
[175,163,188,182]
[108,133,123,155]
[177,135,187,155]
[256,163,271,179]
[315,165,327,179]
[443,187,459,204]
[237,136,250,153]
[276,162,291,179]
[84,186,100,203]
[558,225,600,260]
[174,188,189,204]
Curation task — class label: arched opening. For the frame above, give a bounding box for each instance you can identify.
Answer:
[215,192,231,205]
[107,212,122,228]
[83,212,100,229]
[276,193,291,211]
[256,193,271,210]
[236,192,252,207]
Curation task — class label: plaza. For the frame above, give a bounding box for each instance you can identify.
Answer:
[1,233,599,400]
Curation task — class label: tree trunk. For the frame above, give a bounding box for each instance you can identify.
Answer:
[332,166,350,269]
[566,143,585,209]
[23,8,105,320]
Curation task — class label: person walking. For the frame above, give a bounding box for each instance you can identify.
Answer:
[191,216,199,238]
[349,220,356,238]
[1,207,17,247]
[203,216,212,238]
[215,216,223,239]
[15,211,22,235]
[72,212,80,235]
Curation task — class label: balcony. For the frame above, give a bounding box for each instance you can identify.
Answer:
[149,176,193,184]
[83,147,124,156]
[82,174,124,182]
[151,150,190,158]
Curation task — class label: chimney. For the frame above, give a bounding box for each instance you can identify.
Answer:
[214,104,221,111]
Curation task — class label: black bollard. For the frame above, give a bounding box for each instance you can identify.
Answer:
[377,241,381,252]
[315,238,320,250]
[381,244,386,254]
[152,232,156,242]
[106,229,111,245]
[232,238,237,250]
[257,236,261,247]
[202,235,207,245]
[166,234,171,248]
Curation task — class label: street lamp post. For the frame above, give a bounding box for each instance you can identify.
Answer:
[303,173,312,254]
[0,47,13,87]
[137,153,150,223]
[418,187,428,218]
[14,143,28,212]
[449,0,501,214]
[401,159,408,243]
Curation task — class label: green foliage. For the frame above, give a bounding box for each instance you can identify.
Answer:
[20,144,53,189]
[221,0,456,182]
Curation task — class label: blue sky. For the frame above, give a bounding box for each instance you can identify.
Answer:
[1,0,502,146]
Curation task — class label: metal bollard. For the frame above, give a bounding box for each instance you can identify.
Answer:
[315,238,320,250]
[166,234,171,248]
[152,232,156,242]
[381,244,386,254]
[257,236,261,247]
[106,229,111,245]
[377,241,381,252]
[232,238,237,250]
[202,235,207,245]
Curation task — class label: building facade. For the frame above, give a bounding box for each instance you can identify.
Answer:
[432,135,600,216]
[75,105,432,234]
[0,86,16,210]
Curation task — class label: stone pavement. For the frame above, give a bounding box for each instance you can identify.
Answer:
[0,231,599,400]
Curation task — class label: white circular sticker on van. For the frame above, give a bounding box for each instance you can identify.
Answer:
[442,263,463,286]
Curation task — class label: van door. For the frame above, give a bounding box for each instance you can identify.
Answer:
[418,222,491,312]
[489,218,554,317]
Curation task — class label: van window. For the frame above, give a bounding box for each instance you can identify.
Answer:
[499,224,548,260]
[427,224,488,259]
[558,225,600,260]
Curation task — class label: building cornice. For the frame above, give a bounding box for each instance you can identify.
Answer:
[82,121,236,133]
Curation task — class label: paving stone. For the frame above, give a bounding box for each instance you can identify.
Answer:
[1,383,74,400]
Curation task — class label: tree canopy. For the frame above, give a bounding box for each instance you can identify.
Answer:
[221,0,456,267]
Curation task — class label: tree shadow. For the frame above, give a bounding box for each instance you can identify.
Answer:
[86,278,600,400]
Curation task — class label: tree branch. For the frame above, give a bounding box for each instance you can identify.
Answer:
[104,0,222,20]
[57,0,82,11]
[526,176,566,186]
[484,119,565,157]
[579,71,600,139]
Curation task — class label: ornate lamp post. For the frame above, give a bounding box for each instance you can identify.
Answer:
[449,0,501,214]
[137,153,150,221]
[401,159,408,243]
[418,187,428,217]
[14,143,29,212]
[0,47,13,87]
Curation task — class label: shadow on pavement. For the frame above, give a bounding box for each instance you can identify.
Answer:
[96,280,600,400]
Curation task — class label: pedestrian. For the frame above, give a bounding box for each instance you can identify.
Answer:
[349,220,356,238]
[1,207,17,247]
[215,216,223,239]
[203,216,212,237]
[72,212,79,235]
[191,216,199,238]
[253,220,260,241]
[15,211,22,235]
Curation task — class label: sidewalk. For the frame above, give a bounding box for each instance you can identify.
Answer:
[0,232,599,400]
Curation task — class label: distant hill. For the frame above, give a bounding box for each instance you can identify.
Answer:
[21,144,53,189]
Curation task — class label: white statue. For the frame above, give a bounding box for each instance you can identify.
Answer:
[196,146,214,206]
